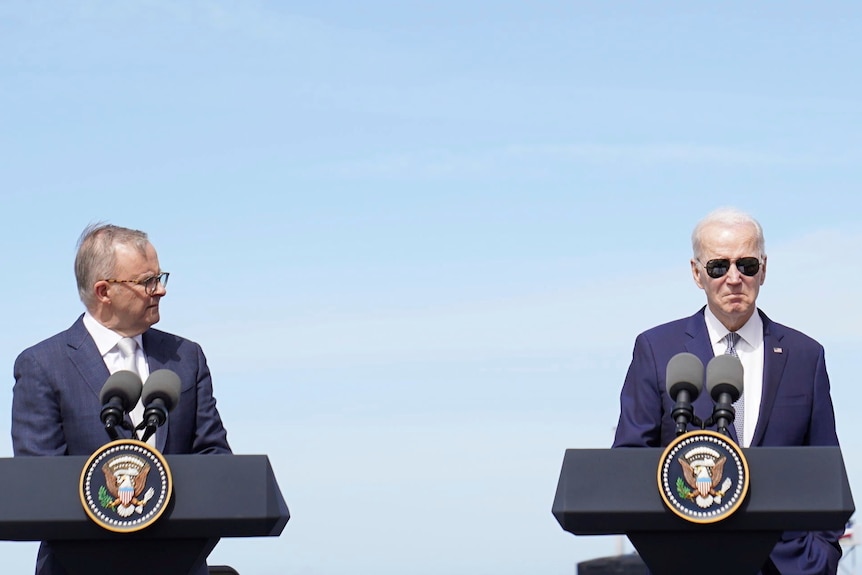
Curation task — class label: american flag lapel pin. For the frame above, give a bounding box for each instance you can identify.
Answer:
[773,347,783,354]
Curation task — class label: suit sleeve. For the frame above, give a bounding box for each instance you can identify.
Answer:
[765,531,842,575]
[766,344,843,574]
[807,345,839,446]
[612,333,664,448]
[12,350,68,456]
[190,343,232,455]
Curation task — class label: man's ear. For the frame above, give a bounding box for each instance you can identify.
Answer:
[691,259,705,290]
[94,281,111,303]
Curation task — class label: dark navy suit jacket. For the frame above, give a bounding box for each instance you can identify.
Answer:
[12,315,231,574]
[613,307,841,575]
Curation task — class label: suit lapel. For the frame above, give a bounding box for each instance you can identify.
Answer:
[65,316,111,400]
[142,329,170,452]
[751,311,787,446]
[65,317,141,441]
[683,310,716,367]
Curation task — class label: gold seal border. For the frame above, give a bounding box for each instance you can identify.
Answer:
[656,429,750,524]
[79,438,173,533]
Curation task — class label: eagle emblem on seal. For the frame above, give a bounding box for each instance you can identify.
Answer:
[677,446,734,509]
[100,455,156,517]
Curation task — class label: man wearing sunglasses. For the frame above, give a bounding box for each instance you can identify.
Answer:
[11,223,231,575]
[613,207,841,575]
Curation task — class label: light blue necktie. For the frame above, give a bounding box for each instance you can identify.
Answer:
[117,338,145,435]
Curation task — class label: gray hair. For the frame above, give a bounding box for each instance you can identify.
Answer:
[75,223,150,309]
[691,207,766,261]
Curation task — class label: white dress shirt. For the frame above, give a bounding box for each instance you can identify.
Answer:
[703,307,764,448]
[82,312,151,430]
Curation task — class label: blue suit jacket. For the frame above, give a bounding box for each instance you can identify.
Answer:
[12,315,231,574]
[613,307,841,575]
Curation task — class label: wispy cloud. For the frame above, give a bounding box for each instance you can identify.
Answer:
[185,225,861,373]
[309,143,862,180]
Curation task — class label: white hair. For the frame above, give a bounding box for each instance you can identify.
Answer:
[691,207,765,260]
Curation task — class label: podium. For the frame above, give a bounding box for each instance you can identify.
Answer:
[553,447,854,575]
[0,454,289,575]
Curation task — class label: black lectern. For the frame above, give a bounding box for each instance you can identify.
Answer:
[553,447,854,575]
[0,454,289,575]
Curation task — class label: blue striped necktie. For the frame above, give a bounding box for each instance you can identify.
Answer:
[725,332,744,444]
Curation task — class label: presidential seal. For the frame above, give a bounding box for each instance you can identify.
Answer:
[657,430,749,524]
[79,439,173,533]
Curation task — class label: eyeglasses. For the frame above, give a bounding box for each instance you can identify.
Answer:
[698,258,761,279]
[102,272,170,295]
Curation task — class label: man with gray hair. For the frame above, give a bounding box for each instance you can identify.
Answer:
[613,207,842,574]
[12,223,231,574]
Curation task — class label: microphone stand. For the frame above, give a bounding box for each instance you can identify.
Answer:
[704,401,736,439]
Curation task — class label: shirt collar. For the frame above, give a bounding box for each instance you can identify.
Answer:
[82,312,144,357]
[703,306,763,348]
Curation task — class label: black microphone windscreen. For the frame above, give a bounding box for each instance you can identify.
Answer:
[666,352,704,399]
[141,369,182,412]
[706,354,744,401]
[99,370,143,410]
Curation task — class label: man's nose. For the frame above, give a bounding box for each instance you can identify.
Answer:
[724,262,743,283]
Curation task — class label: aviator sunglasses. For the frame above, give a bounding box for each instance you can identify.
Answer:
[698,257,761,279]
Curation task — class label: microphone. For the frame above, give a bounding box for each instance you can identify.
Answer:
[705,354,744,438]
[99,370,143,441]
[666,352,704,436]
[137,369,181,443]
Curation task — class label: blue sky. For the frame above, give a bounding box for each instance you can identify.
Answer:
[2,2,862,573]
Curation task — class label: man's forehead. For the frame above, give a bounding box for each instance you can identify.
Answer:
[113,241,156,257]
[112,242,159,270]
[701,224,758,251]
